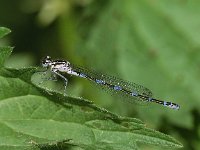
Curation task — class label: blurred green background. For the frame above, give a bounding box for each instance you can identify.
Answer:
[0,0,200,149]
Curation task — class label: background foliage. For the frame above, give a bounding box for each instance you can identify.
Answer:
[0,0,200,149]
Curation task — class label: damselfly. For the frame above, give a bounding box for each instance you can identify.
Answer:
[41,56,180,110]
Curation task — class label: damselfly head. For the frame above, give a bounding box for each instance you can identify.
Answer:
[41,56,52,68]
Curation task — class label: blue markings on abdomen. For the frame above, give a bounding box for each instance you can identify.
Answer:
[95,79,105,84]
[113,85,122,91]
[131,91,138,97]
[79,73,87,78]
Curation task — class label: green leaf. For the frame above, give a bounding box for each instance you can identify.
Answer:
[0,27,11,39]
[0,78,183,149]
[0,57,182,149]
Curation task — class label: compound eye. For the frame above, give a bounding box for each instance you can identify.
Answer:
[42,62,48,67]
[41,56,52,67]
